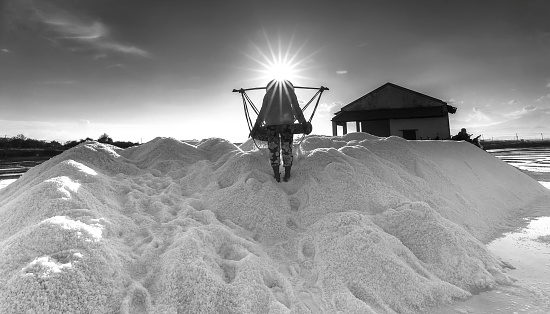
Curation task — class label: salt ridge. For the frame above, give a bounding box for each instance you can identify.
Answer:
[0,134,548,313]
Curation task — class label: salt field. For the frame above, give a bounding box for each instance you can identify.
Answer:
[490,148,550,182]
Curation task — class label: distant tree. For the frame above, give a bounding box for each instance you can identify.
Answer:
[98,133,113,144]
[45,140,63,150]
[11,135,25,148]
[113,141,140,149]
[63,140,84,149]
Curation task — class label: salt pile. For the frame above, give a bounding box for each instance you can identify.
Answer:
[1,133,548,313]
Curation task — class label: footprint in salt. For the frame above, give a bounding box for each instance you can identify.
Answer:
[286,217,300,231]
[216,242,252,284]
[188,198,204,211]
[262,274,291,309]
[297,236,324,311]
[289,196,300,212]
[299,237,319,285]
[121,283,151,314]
[286,195,304,232]
[131,229,154,255]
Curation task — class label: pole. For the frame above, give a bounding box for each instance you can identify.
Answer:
[516,133,518,141]
[542,133,544,141]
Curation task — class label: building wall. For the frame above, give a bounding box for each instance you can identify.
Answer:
[389,116,451,139]
[361,120,391,137]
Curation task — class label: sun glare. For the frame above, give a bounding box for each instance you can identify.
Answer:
[240,30,320,84]
[267,60,297,82]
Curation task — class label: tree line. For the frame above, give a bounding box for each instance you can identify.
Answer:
[0,133,139,150]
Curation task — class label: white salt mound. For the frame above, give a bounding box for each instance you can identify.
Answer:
[1,134,548,314]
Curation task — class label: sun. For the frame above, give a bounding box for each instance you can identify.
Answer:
[266,59,297,82]
[240,30,320,84]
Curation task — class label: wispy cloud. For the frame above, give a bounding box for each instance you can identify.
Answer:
[1,49,11,53]
[94,54,107,60]
[30,2,150,58]
[447,98,465,105]
[97,42,149,58]
[42,17,107,40]
[78,119,91,127]
[467,107,492,123]
[547,82,550,88]
[105,63,126,69]
[336,70,348,75]
[505,105,538,118]
[534,94,550,103]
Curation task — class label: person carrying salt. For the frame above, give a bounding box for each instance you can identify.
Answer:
[251,79,307,182]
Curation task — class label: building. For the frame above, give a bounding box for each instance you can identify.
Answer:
[332,82,456,140]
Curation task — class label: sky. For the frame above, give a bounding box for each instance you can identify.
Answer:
[1,0,550,143]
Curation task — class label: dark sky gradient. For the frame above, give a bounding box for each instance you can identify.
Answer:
[1,0,550,142]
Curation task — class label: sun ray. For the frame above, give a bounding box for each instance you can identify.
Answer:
[238,29,323,85]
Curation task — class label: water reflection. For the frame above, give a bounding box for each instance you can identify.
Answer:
[489,148,550,183]
[0,179,16,190]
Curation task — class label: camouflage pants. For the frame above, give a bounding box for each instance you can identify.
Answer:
[266,125,293,167]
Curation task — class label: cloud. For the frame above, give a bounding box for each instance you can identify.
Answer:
[336,70,348,75]
[535,94,550,102]
[504,105,539,118]
[42,16,107,40]
[535,95,546,102]
[467,107,492,123]
[94,54,107,60]
[447,98,465,105]
[98,42,149,58]
[315,101,341,117]
[78,119,91,127]
[19,1,150,58]
[507,99,519,105]
[106,63,126,69]
[547,82,550,88]
[1,48,10,53]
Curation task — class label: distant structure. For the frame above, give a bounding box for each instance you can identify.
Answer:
[332,82,456,140]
